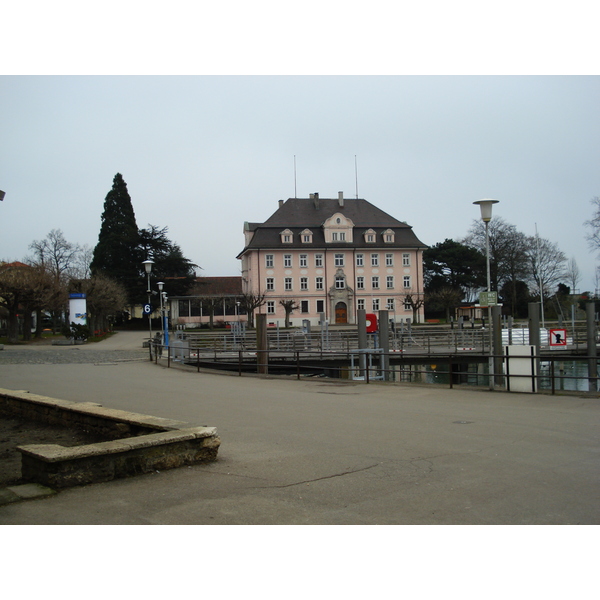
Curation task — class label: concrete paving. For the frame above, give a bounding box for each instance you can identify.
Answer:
[0,330,598,524]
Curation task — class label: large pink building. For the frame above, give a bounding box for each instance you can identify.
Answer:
[237,193,427,327]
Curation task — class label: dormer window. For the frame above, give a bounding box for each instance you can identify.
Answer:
[323,213,354,244]
[383,228,395,243]
[364,228,377,243]
[301,228,313,243]
[280,228,293,243]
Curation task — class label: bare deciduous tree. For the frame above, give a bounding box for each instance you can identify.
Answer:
[29,229,81,283]
[526,235,567,299]
[463,217,529,293]
[565,257,581,295]
[584,195,600,253]
[240,293,266,328]
[279,299,299,328]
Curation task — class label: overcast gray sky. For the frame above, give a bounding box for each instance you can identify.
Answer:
[1,75,598,290]
[1,3,599,294]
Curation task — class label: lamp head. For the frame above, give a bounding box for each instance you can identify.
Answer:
[157,281,164,292]
[142,259,154,274]
[473,199,499,222]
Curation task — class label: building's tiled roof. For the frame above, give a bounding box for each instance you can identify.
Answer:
[238,197,427,255]
[188,276,243,297]
[0,261,31,270]
[262,197,409,228]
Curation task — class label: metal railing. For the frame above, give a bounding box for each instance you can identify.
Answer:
[175,321,595,354]
[147,338,600,395]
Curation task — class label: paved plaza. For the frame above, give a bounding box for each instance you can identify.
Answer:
[0,331,598,525]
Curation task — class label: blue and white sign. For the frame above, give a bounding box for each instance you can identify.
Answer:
[69,296,87,326]
[143,304,152,315]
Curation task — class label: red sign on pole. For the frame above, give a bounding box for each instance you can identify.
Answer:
[365,313,378,333]
[549,329,567,347]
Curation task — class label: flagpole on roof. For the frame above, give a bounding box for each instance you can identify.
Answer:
[355,156,359,199]
[294,155,297,199]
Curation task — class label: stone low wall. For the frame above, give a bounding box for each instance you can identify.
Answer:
[0,388,220,489]
[0,389,187,439]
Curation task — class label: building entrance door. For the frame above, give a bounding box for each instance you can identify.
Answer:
[335,302,348,324]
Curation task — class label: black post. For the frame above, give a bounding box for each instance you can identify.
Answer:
[357,309,367,377]
[379,310,390,381]
[528,302,541,392]
[586,302,597,392]
[492,305,503,388]
[256,313,268,375]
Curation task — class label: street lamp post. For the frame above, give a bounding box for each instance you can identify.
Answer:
[157,281,169,352]
[162,291,169,349]
[473,199,499,388]
[142,259,154,346]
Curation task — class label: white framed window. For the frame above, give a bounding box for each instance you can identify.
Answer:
[267,301,275,314]
[285,277,293,291]
[300,254,307,268]
[403,253,410,266]
[335,275,345,289]
[371,253,379,267]
[284,254,292,268]
[284,235,291,243]
[300,277,308,291]
[385,253,394,267]
[340,232,346,241]
[357,276,365,290]
[403,276,411,289]
[356,253,364,267]
[301,300,309,313]
[266,277,274,291]
[332,232,338,241]
[280,229,293,243]
[335,253,345,267]
[404,299,411,311]
[367,234,374,242]
[265,254,274,268]
[387,298,395,311]
[315,254,323,267]
[301,229,313,243]
[315,276,324,290]
[372,298,380,311]
[372,276,380,289]
[386,276,394,289]
[357,299,365,311]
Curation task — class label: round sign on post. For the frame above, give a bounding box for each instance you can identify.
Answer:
[366,313,378,333]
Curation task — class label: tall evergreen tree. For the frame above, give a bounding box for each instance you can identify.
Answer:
[91,173,141,304]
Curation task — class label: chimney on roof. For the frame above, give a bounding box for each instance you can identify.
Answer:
[338,191,344,207]
[312,192,319,210]
[278,199,284,208]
